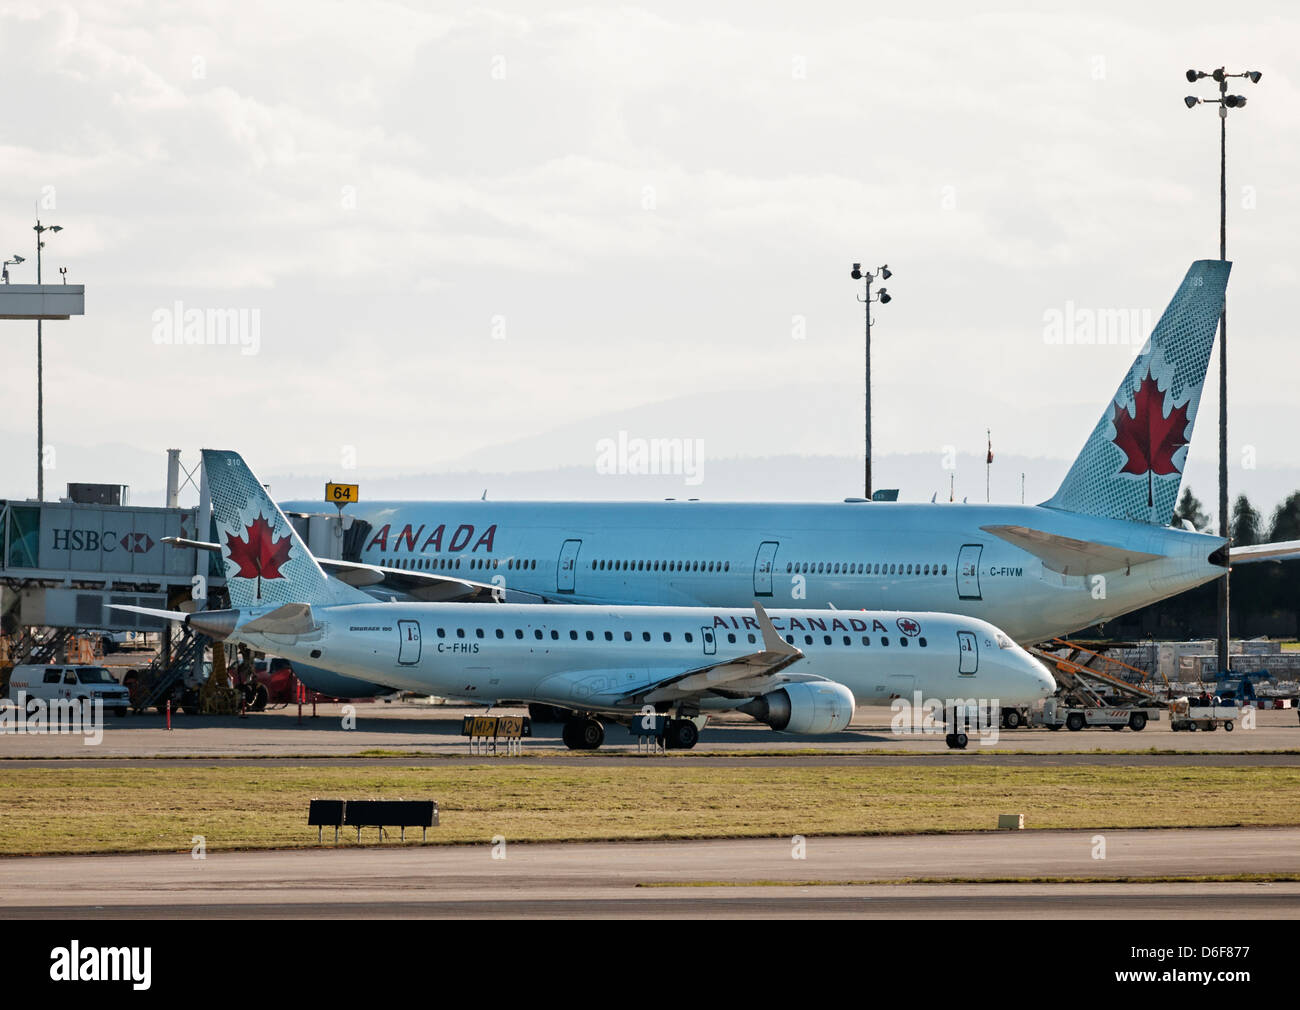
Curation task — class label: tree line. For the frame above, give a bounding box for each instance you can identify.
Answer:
[1083,487,1300,641]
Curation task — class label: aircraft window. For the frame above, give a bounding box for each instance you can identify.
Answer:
[804,635,813,645]
[591,561,597,570]
[663,632,671,642]
[941,564,948,575]
[890,564,897,575]
[833,563,840,574]
[436,628,446,638]
[642,632,651,642]
[786,563,792,573]
[624,631,633,642]
[475,628,484,638]
[515,629,524,639]
[923,564,929,575]
[900,637,909,647]
[843,636,851,646]
[570,630,579,640]
[727,633,736,644]
[747,633,756,644]
[534,629,543,640]
[785,635,794,645]
[724,562,730,572]
[550,630,559,640]
[586,631,594,641]
[862,636,870,647]
[881,637,890,646]
[605,631,614,641]
[456,628,465,639]
[906,564,912,575]
[824,635,832,645]
[919,637,928,647]
[685,632,694,643]
[495,629,504,639]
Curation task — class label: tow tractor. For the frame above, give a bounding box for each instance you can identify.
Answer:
[1169,697,1241,732]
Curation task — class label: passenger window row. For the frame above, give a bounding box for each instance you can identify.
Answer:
[591,559,731,573]
[787,561,948,577]
[385,556,539,572]
[430,627,927,649]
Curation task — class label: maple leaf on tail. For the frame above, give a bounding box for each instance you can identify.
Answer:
[1110,371,1191,507]
[225,514,292,600]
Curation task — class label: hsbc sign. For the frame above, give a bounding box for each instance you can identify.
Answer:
[50,529,155,554]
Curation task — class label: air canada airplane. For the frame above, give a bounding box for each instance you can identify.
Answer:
[127,451,1055,750]
[279,260,1296,645]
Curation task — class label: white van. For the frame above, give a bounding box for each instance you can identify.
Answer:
[6,665,131,716]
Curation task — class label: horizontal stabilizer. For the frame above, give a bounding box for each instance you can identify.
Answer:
[981,524,1163,575]
[109,603,189,624]
[1230,540,1300,565]
[241,603,315,635]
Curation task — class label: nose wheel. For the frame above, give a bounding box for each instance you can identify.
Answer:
[944,732,969,750]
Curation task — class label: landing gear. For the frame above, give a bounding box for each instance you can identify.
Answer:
[665,718,700,750]
[944,732,969,750]
[561,717,605,751]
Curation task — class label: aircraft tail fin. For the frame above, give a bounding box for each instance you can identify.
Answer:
[203,449,372,608]
[1041,260,1230,526]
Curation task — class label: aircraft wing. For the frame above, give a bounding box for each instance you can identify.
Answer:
[1230,540,1300,565]
[980,524,1163,575]
[162,535,538,603]
[620,601,806,705]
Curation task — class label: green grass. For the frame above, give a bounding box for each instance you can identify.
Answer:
[639,874,1300,887]
[0,764,1298,856]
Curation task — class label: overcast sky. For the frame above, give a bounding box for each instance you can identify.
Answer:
[0,1,1296,514]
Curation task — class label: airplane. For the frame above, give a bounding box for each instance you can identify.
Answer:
[275,260,1296,648]
[124,450,1056,750]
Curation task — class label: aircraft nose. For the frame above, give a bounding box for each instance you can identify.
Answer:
[1030,656,1057,698]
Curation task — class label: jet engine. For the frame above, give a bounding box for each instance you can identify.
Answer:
[738,681,855,734]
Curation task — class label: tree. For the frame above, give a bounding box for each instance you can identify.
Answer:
[1231,494,1262,546]
[1175,487,1209,531]
[1269,492,1300,543]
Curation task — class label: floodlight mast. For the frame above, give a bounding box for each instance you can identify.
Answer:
[850,262,893,499]
[1183,66,1261,676]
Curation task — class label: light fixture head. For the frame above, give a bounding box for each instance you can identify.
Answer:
[850,263,862,280]
[12,254,24,263]
[878,289,891,304]
[1247,70,1262,84]
[1225,94,1246,108]
[1185,69,1200,83]
[1212,68,1225,82]
[1184,95,1199,109]
[880,266,892,280]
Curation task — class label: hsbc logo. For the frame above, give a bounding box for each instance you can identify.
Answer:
[50,529,155,554]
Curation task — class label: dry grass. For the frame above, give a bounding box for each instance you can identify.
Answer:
[0,764,1297,856]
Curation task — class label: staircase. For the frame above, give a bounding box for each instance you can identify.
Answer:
[135,626,208,712]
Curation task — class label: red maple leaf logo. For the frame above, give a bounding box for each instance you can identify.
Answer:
[1111,371,1191,506]
[225,514,292,593]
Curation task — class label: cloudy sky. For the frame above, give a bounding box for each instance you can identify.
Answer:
[0,1,1296,517]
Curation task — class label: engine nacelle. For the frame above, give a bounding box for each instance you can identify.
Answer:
[739,681,856,735]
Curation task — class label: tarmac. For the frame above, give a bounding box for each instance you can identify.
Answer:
[1,702,1296,760]
[1,828,1296,919]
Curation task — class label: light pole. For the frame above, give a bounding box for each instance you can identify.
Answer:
[33,219,62,501]
[850,262,892,499]
[1184,67,1260,676]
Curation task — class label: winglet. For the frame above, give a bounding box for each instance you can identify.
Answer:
[753,600,800,656]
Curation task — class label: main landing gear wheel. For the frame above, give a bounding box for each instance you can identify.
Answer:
[1002,709,1022,730]
[944,732,968,750]
[561,717,605,751]
[665,719,700,750]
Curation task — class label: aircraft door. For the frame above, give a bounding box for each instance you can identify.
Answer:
[398,620,422,665]
[956,544,983,600]
[957,631,978,674]
[753,540,779,596]
[701,627,717,656]
[556,538,583,593]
